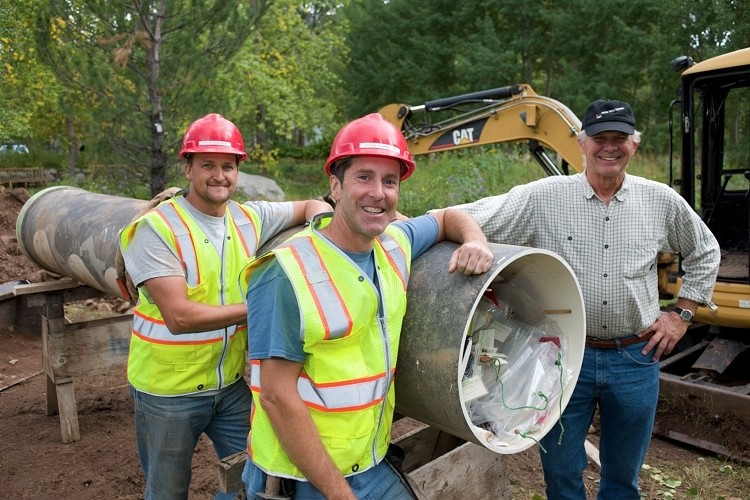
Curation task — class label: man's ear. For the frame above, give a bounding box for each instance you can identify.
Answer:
[183,162,192,180]
[329,175,341,205]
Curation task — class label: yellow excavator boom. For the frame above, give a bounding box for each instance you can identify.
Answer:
[378,83,583,175]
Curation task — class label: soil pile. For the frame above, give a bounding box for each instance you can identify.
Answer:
[0,187,44,284]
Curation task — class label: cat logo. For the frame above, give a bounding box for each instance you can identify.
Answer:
[428,118,488,151]
[453,128,476,145]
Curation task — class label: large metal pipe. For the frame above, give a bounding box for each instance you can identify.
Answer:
[397,242,585,453]
[18,187,585,453]
[16,186,148,297]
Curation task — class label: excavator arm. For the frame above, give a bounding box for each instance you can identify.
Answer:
[378,83,583,175]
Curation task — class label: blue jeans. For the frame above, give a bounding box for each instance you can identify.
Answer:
[130,379,253,500]
[242,458,414,499]
[539,339,660,500]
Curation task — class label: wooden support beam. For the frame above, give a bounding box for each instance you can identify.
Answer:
[41,310,131,443]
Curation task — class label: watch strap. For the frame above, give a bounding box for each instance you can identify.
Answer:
[672,306,693,322]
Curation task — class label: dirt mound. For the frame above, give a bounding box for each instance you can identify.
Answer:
[0,186,45,285]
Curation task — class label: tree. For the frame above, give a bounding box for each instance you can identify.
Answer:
[37,0,266,197]
[0,0,62,144]
[217,0,347,172]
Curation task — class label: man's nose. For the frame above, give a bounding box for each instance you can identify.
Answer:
[370,181,385,198]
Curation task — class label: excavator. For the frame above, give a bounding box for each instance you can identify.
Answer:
[377,83,583,176]
[379,56,750,460]
[657,46,750,460]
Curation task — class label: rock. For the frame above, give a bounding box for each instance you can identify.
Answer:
[236,173,285,202]
[10,188,30,204]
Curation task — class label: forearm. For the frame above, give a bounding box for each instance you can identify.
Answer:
[441,208,489,245]
[262,394,354,499]
[291,200,334,226]
[430,209,493,275]
[143,277,247,334]
[163,302,247,334]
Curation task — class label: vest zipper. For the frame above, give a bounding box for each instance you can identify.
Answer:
[373,312,390,465]
[216,221,229,389]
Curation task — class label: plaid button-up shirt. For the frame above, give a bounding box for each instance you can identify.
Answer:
[456,173,720,339]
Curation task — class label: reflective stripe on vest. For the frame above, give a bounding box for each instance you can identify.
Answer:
[272,231,409,341]
[120,197,259,395]
[227,202,260,256]
[275,236,352,340]
[249,361,394,411]
[132,310,239,344]
[377,231,409,289]
[153,201,260,288]
[154,202,200,287]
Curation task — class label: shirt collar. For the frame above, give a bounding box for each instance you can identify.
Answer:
[579,172,631,201]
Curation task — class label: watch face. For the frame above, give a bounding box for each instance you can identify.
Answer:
[679,309,693,321]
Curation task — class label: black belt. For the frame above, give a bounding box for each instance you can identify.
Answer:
[585,330,655,349]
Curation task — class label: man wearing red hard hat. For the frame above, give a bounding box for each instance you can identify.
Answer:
[242,113,494,499]
[119,113,331,499]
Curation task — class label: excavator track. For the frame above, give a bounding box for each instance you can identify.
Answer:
[655,326,750,463]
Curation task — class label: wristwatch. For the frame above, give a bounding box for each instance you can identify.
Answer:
[672,306,694,322]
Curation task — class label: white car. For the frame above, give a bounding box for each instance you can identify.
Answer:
[0,143,30,154]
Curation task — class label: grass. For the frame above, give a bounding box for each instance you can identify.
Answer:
[255,145,674,215]
[640,457,750,499]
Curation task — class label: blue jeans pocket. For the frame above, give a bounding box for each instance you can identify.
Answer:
[621,341,659,366]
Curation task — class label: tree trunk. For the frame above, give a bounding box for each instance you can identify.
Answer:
[256,103,267,174]
[66,118,78,178]
[147,0,168,197]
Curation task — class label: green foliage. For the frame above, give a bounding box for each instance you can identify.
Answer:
[0,148,64,170]
[36,0,264,195]
[0,0,61,142]
[338,0,727,156]
[341,0,468,116]
[3,0,750,199]
[398,147,553,216]
[218,0,347,169]
[276,137,334,161]
[261,158,331,201]
[272,146,680,218]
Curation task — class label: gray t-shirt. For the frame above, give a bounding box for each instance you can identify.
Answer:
[123,196,295,288]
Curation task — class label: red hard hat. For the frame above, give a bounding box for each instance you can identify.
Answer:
[324,113,415,180]
[179,113,247,161]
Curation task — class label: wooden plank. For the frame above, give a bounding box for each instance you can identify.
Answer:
[47,314,132,378]
[11,278,79,296]
[56,380,80,443]
[392,425,442,473]
[665,431,741,460]
[408,442,510,500]
[41,312,131,443]
[219,451,247,494]
[0,297,16,329]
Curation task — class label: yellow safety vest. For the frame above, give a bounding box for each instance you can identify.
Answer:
[247,215,412,479]
[119,197,261,395]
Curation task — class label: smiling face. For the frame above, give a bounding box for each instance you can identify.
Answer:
[580,130,639,183]
[325,155,401,252]
[183,152,239,216]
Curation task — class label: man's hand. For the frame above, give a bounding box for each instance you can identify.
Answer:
[433,208,494,275]
[448,240,494,275]
[640,311,690,361]
[260,359,356,500]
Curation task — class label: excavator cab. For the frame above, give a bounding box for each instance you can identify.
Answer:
[657,48,750,461]
[667,48,750,327]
